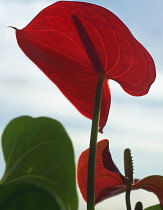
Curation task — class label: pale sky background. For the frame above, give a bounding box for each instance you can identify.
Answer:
[1,0,163,209]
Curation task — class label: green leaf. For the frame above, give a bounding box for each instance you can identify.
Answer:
[144,204,162,210]
[1,116,78,210]
[0,183,61,210]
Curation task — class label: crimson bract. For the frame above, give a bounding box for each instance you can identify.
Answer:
[77,140,163,206]
[15,1,156,132]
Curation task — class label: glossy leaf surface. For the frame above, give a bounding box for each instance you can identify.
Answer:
[77,139,127,203]
[1,116,78,210]
[0,183,60,210]
[15,1,156,132]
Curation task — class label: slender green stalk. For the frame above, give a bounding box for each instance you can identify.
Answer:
[87,76,104,210]
[125,184,132,210]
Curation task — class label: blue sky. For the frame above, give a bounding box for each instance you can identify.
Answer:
[1,0,163,209]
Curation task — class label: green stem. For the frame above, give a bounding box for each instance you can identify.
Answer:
[125,183,132,210]
[124,148,133,210]
[87,76,104,210]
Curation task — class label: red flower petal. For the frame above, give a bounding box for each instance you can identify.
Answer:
[15,1,156,131]
[132,175,163,207]
[77,140,127,203]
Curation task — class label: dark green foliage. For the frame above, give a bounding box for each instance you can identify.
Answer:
[144,204,162,210]
[0,116,78,210]
[0,183,60,210]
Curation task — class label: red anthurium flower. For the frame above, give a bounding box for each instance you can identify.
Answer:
[77,140,163,207]
[77,139,127,203]
[15,1,156,132]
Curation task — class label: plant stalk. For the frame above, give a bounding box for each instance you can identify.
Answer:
[87,76,104,210]
[125,183,132,210]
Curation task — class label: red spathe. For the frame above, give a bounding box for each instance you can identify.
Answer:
[77,140,163,206]
[15,1,156,132]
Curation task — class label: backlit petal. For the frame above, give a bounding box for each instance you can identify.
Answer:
[15,1,156,131]
[77,140,127,203]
